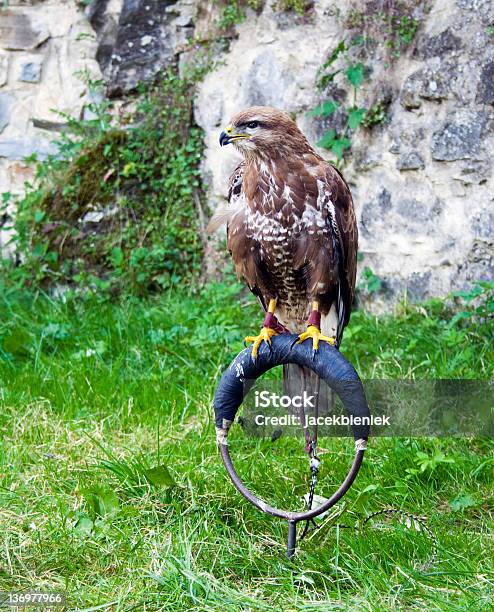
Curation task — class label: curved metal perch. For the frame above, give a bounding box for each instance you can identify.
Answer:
[213,333,370,558]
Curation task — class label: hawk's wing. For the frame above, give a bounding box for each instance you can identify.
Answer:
[321,164,358,334]
[226,162,273,312]
[206,161,246,233]
[227,161,245,204]
[330,164,358,311]
[291,161,358,340]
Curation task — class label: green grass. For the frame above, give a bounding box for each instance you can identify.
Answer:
[0,280,493,610]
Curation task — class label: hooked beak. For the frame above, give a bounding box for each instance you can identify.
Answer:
[219,126,251,147]
[219,131,231,146]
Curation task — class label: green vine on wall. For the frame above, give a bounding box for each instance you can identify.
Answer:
[312,1,420,165]
[216,0,311,30]
[309,36,370,163]
[275,0,311,14]
[346,5,419,58]
[1,62,209,295]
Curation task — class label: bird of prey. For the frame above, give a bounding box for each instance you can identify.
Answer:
[208,106,358,359]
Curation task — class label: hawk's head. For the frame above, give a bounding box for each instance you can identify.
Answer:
[219,106,312,158]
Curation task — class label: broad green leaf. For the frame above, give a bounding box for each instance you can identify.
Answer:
[316,129,336,150]
[143,464,176,487]
[347,107,367,129]
[32,242,48,258]
[360,484,379,494]
[330,137,351,159]
[110,246,124,267]
[82,485,120,517]
[450,493,478,512]
[43,323,69,340]
[349,35,365,47]
[345,63,365,87]
[478,281,494,290]
[34,210,46,223]
[89,340,107,356]
[74,515,94,535]
[452,285,483,302]
[122,162,137,177]
[361,266,383,293]
[308,100,340,117]
[352,483,379,509]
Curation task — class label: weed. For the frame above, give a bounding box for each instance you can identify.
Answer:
[276,0,311,14]
[217,0,247,29]
[345,1,420,58]
[362,100,388,127]
[358,266,383,295]
[215,0,266,31]
[309,37,369,163]
[312,2,420,164]
[1,65,208,295]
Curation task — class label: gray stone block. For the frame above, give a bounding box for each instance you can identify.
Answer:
[19,59,42,83]
[431,112,486,161]
[0,53,9,88]
[0,12,49,51]
[400,64,452,110]
[476,61,494,105]
[360,189,392,235]
[397,151,425,171]
[415,28,462,58]
[0,137,56,160]
[0,93,14,134]
[101,0,181,97]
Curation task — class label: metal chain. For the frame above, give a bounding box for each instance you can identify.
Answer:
[362,508,438,571]
[300,440,320,539]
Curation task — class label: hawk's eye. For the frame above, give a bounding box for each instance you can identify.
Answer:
[246,121,259,129]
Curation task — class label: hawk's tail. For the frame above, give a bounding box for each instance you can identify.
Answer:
[282,364,334,438]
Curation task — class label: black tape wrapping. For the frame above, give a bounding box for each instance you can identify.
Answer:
[213,334,370,441]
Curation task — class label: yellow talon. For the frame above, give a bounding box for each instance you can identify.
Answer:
[297,325,336,352]
[245,326,278,359]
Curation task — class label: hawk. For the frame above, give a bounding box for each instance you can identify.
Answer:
[208,106,358,359]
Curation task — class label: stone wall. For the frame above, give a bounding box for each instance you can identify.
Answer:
[195,0,494,303]
[0,0,205,197]
[0,0,102,198]
[1,0,492,303]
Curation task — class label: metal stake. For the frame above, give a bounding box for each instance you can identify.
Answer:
[287,520,297,559]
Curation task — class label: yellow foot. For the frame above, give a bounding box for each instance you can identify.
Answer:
[297,325,336,352]
[245,327,278,360]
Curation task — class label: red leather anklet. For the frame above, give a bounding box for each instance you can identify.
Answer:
[307,310,321,328]
[263,312,290,334]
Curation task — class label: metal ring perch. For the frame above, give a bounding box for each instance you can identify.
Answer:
[213,334,371,558]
